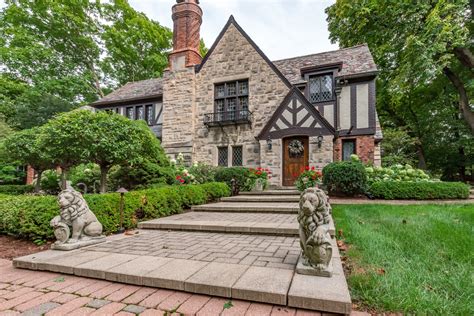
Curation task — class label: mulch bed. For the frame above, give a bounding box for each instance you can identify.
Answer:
[0,235,52,260]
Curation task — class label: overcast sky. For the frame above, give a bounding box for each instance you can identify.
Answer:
[0,0,338,60]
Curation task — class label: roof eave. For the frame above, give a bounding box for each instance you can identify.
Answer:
[90,93,163,107]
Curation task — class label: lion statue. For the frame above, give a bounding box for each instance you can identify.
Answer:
[297,187,332,275]
[50,188,103,245]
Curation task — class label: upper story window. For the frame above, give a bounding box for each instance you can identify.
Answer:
[215,80,249,119]
[308,74,333,103]
[123,104,155,126]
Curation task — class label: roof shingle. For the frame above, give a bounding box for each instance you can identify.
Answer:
[92,78,163,106]
[272,44,377,85]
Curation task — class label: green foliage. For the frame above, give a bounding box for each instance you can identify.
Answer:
[333,203,473,314]
[0,165,25,185]
[380,128,417,167]
[109,161,175,191]
[40,170,61,195]
[368,181,469,200]
[0,184,33,195]
[366,164,431,184]
[189,162,218,184]
[199,38,209,57]
[295,167,323,192]
[0,183,230,241]
[69,163,101,193]
[214,167,266,194]
[322,161,367,196]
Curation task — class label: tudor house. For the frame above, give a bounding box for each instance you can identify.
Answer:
[91,0,382,187]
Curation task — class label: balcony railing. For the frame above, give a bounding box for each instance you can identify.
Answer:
[204,110,253,127]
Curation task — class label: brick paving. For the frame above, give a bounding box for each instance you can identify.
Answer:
[150,211,298,224]
[0,259,329,315]
[86,230,300,269]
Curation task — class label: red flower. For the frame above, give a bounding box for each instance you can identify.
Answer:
[176,175,181,179]
[311,166,315,170]
[179,179,185,183]
[305,166,310,171]
[256,171,262,175]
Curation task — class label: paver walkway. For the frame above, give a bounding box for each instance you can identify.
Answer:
[0,258,329,315]
[13,189,350,314]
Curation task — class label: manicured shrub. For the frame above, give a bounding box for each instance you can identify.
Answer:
[368,181,470,200]
[108,161,175,190]
[323,161,367,196]
[0,184,34,195]
[215,167,250,194]
[366,163,431,184]
[0,182,230,241]
[295,167,323,191]
[0,165,26,185]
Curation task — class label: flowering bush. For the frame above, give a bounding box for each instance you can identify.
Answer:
[247,167,271,191]
[174,168,195,185]
[366,163,432,184]
[295,166,322,191]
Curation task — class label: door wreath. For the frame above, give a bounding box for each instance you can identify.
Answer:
[288,139,304,156]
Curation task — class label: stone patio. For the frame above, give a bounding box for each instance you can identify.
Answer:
[13,189,351,315]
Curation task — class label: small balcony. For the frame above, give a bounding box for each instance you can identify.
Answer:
[204,110,253,127]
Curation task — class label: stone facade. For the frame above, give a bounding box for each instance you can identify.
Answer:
[192,23,290,169]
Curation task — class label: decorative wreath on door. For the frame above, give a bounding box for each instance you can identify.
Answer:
[288,139,304,156]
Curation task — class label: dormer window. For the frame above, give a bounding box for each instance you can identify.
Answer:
[308,74,333,103]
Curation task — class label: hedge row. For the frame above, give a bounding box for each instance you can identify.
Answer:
[0,182,230,241]
[369,181,470,200]
[0,185,34,195]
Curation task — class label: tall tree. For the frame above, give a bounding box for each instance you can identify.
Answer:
[0,0,172,109]
[326,0,474,132]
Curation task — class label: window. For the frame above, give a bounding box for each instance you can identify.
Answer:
[214,80,249,120]
[308,74,333,103]
[218,147,228,166]
[342,139,356,161]
[232,146,243,166]
[145,105,154,125]
[136,106,144,121]
[126,107,134,119]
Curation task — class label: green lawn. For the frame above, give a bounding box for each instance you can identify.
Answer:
[332,203,474,314]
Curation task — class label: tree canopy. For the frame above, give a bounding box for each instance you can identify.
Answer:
[0,0,172,129]
[326,0,473,180]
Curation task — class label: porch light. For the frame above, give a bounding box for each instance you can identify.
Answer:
[116,187,128,233]
[317,135,324,148]
[267,137,272,151]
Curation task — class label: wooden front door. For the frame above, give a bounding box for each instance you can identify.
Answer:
[283,136,309,186]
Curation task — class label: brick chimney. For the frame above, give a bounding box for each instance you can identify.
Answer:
[169,0,203,70]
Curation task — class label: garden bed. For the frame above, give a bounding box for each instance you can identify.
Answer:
[333,203,473,314]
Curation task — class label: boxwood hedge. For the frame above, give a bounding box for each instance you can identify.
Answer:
[0,185,34,195]
[0,182,229,241]
[369,181,469,200]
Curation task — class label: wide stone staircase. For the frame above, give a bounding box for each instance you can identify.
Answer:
[14,189,351,315]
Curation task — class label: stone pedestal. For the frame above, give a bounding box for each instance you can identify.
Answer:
[51,236,106,251]
[296,253,333,277]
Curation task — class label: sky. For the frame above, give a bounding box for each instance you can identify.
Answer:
[0,0,338,61]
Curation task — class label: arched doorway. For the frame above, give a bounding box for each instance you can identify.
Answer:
[282,136,309,186]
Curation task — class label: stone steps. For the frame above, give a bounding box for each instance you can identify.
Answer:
[191,202,298,213]
[239,190,300,196]
[137,211,336,237]
[221,195,300,203]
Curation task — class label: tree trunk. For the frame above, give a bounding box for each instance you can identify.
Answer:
[415,143,427,170]
[34,170,43,193]
[453,47,474,71]
[99,165,109,193]
[60,168,68,190]
[443,67,474,134]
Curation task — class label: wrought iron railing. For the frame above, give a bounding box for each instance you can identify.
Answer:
[204,110,253,127]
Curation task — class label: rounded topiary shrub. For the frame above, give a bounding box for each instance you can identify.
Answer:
[322,161,367,196]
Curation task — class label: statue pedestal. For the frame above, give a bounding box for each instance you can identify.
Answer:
[51,236,106,251]
[296,253,333,277]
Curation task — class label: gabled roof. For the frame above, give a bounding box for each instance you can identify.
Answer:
[272,44,378,85]
[92,78,163,106]
[197,16,293,89]
[258,87,335,140]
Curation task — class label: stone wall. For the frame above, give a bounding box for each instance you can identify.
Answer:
[333,135,375,164]
[161,67,196,163]
[193,23,290,168]
[308,136,334,170]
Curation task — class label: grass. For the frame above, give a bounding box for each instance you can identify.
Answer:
[332,203,474,315]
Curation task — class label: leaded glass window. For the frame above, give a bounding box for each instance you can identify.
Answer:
[126,107,134,119]
[146,105,154,125]
[218,147,228,166]
[136,106,144,121]
[342,139,356,161]
[309,74,333,103]
[214,80,249,121]
[232,146,243,166]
